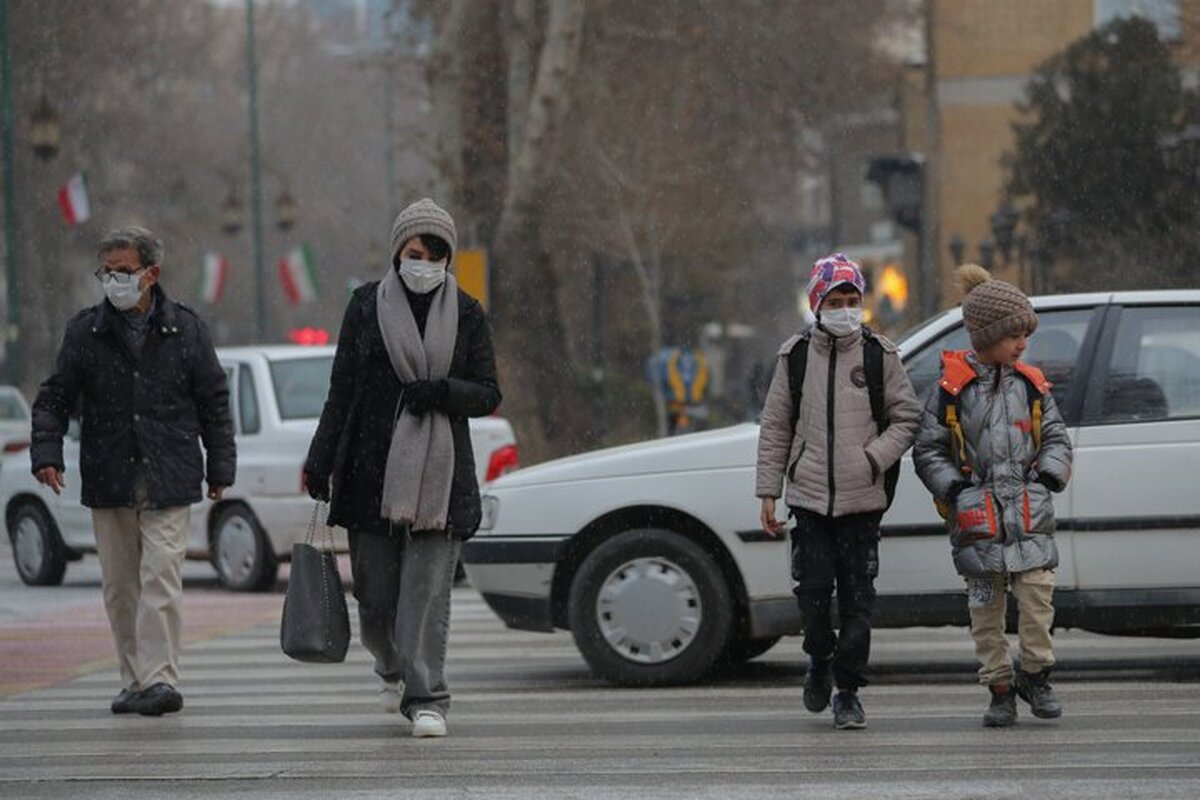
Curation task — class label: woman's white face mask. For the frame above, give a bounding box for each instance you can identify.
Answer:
[819,307,863,337]
[398,258,447,294]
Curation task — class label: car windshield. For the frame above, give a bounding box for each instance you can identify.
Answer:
[0,390,27,421]
[269,356,333,421]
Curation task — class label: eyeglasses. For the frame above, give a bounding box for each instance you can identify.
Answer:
[94,266,146,285]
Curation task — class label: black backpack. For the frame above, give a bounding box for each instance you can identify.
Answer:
[786,327,899,509]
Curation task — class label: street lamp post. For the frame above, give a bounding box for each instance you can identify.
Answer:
[246,0,268,341]
[948,233,966,267]
[0,0,19,384]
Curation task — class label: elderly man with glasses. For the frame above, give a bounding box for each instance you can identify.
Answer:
[30,226,236,716]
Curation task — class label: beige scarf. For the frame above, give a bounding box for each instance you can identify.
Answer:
[375,267,459,531]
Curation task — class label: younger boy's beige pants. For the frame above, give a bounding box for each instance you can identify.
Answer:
[967,567,1056,687]
[92,495,191,691]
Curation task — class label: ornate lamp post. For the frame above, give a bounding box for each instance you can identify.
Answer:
[29,94,60,161]
[220,188,243,237]
[274,189,296,232]
[948,233,966,267]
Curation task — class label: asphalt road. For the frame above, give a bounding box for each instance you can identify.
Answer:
[1,542,1199,799]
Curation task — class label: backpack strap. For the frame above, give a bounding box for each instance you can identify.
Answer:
[1017,370,1045,455]
[862,327,901,508]
[786,334,810,435]
[862,328,887,435]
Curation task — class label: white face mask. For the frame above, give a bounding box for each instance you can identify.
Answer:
[101,270,146,311]
[398,258,447,294]
[819,307,863,337]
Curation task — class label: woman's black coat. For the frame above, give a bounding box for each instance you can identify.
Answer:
[304,281,501,539]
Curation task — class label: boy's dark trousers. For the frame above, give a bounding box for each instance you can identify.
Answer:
[790,508,883,691]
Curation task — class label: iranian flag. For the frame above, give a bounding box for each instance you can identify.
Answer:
[278,245,318,305]
[198,252,229,304]
[57,172,91,225]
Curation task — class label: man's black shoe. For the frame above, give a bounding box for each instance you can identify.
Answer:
[1014,668,1063,719]
[983,684,1017,728]
[111,688,138,715]
[130,683,183,716]
[832,690,866,730]
[803,658,834,713]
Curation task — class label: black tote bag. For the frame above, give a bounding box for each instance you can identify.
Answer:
[280,504,350,663]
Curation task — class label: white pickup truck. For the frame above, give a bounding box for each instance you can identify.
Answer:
[1,345,518,591]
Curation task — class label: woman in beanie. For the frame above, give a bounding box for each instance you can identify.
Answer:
[913,264,1073,728]
[304,198,501,738]
[756,253,921,730]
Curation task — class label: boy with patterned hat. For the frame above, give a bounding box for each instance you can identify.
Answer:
[913,265,1073,728]
[756,253,921,729]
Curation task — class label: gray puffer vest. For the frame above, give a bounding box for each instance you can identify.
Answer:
[912,352,1073,578]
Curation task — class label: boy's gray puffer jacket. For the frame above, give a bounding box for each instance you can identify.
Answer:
[912,351,1073,578]
[756,327,920,518]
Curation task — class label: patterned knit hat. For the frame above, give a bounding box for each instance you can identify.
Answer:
[957,264,1039,352]
[806,253,866,311]
[389,198,458,268]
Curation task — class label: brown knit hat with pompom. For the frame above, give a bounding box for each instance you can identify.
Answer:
[956,264,1038,352]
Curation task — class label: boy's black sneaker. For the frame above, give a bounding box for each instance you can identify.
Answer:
[832,690,866,730]
[983,684,1017,728]
[803,657,834,713]
[130,683,184,716]
[110,688,138,715]
[1014,668,1062,719]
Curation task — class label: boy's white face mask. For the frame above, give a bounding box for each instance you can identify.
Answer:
[819,307,863,337]
[398,258,447,294]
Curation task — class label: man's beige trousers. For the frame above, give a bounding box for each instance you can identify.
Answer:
[967,567,1056,687]
[92,498,191,690]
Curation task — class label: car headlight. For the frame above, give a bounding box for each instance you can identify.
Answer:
[479,494,500,531]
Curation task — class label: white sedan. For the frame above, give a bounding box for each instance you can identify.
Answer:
[2,345,518,591]
[464,290,1200,686]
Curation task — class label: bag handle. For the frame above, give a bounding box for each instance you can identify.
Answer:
[305,501,337,552]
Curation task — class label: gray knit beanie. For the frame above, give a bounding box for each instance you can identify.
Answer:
[389,198,458,268]
[957,264,1038,352]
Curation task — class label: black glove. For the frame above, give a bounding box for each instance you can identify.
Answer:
[404,379,449,416]
[304,471,331,503]
[1036,472,1063,493]
[945,480,971,504]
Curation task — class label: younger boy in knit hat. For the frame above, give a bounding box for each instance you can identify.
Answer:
[913,265,1073,728]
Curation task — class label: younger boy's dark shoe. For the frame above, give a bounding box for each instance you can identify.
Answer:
[983,684,1017,728]
[110,688,138,715]
[130,683,184,717]
[832,690,866,730]
[1014,668,1062,719]
[803,657,834,713]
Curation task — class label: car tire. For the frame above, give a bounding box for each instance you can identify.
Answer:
[568,528,735,687]
[210,504,277,592]
[8,500,68,587]
[721,635,782,666]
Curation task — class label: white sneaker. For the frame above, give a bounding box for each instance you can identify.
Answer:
[412,709,447,738]
[379,681,402,714]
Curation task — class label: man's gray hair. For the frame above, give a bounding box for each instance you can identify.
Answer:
[98,226,164,268]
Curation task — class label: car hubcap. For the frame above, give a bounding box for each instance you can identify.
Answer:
[13,515,45,577]
[595,556,701,664]
[217,515,257,586]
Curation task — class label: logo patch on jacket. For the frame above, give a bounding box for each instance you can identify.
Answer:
[957,508,987,530]
[850,365,867,388]
[1014,418,1033,434]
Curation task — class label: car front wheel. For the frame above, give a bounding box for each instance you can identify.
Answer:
[210,504,277,592]
[8,500,68,586]
[568,528,735,686]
